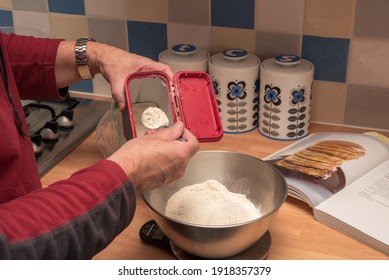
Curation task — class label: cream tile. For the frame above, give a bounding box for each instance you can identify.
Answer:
[0,0,13,9]
[126,0,168,23]
[348,37,389,88]
[345,85,389,130]
[13,11,51,35]
[256,0,304,34]
[354,0,389,37]
[304,0,355,38]
[167,23,211,51]
[310,80,347,124]
[168,0,209,25]
[88,18,128,50]
[92,75,112,98]
[255,31,301,61]
[210,27,255,56]
[49,14,89,40]
[12,0,47,12]
[85,0,127,18]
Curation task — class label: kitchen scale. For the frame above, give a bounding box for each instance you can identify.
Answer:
[139,220,271,260]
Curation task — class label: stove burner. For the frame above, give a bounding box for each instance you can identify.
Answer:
[31,134,43,157]
[40,120,60,141]
[24,97,110,176]
[170,231,271,260]
[57,110,74,129]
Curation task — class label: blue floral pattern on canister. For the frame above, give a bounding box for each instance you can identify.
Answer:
[291,89,305,104]
[264,85,281,106]
[227,81,247,100]
[261,84,309,139]
[259,55,313,140]
[287,86,308,138]
[213,80,219,95]
[225,80,249,131]
[261,85,282,137]
[252,79,260,128]
[209,49,261,133]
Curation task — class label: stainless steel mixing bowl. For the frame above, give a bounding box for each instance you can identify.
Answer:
[142,150,287,258]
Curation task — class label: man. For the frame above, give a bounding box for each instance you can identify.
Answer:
[0,32,199,259]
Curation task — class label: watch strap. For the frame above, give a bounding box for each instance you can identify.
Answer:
[75,38,96,80]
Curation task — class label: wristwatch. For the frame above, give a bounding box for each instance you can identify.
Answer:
[75,37,96,80]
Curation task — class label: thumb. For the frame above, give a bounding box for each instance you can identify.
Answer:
[155,121,185,140]
[170,121,186,139]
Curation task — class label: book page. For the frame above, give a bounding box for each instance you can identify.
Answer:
[266,132,389,207]
[314,160,389,250]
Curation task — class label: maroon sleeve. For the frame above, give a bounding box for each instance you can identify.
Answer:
[0,160,136,259]
[1,32,65,100]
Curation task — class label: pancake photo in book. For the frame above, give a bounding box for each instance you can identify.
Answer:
[265,132,389,256]
[268,140,366,195]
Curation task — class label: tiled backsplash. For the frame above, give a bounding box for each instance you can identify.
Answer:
[0,0,388,131]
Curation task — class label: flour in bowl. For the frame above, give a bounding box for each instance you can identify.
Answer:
[165,179,261,225]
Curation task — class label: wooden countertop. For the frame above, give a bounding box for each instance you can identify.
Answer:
[41,123,389,260]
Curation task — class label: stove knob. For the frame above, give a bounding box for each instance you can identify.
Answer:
[57,109,74,129]
[40,120,59,141]
[31,134,44,155]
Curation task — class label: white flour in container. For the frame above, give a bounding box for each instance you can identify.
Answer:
[165,179,261,225]
[141,107,169,129]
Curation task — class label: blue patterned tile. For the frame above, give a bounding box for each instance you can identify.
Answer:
[302,35,350,83]
[127,21,167,61]
[48,0,85,15]
[0,10,13,27]
[70,80,93,93]
[211,0,255,29]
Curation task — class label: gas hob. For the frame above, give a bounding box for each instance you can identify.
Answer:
[23,97,110,177]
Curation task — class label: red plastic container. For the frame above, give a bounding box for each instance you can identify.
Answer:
[125,71,223,142]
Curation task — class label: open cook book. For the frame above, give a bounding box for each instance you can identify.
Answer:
[265,132,389,256]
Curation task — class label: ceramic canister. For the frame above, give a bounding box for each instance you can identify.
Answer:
[208,49,261,133]
[259,54,314,140]
[159,44,210,73]
[133,44,209,121]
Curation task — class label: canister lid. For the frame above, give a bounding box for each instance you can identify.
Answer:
[261,54,314,74]
[208,48,260,69]
[171,44,197,55]
[174,71,223,142]
[274,54,301,66]
[223,49,248,60]
[159,44,209,64]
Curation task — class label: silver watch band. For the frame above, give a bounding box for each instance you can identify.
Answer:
[75,38,96,80]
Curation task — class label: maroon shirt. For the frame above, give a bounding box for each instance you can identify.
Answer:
[0,32,135,259]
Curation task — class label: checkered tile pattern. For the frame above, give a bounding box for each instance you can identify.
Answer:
[1,0,388,130]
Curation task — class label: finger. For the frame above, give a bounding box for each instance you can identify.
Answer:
[181,127,197,142]
[151,121,185,140]
[110,84,127,111]
[144,129,156,136]
[162,66,174,80]
[170,121,186,139]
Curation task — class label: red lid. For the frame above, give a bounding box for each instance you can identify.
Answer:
[173,71,223,142]
[124,71,223,142]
